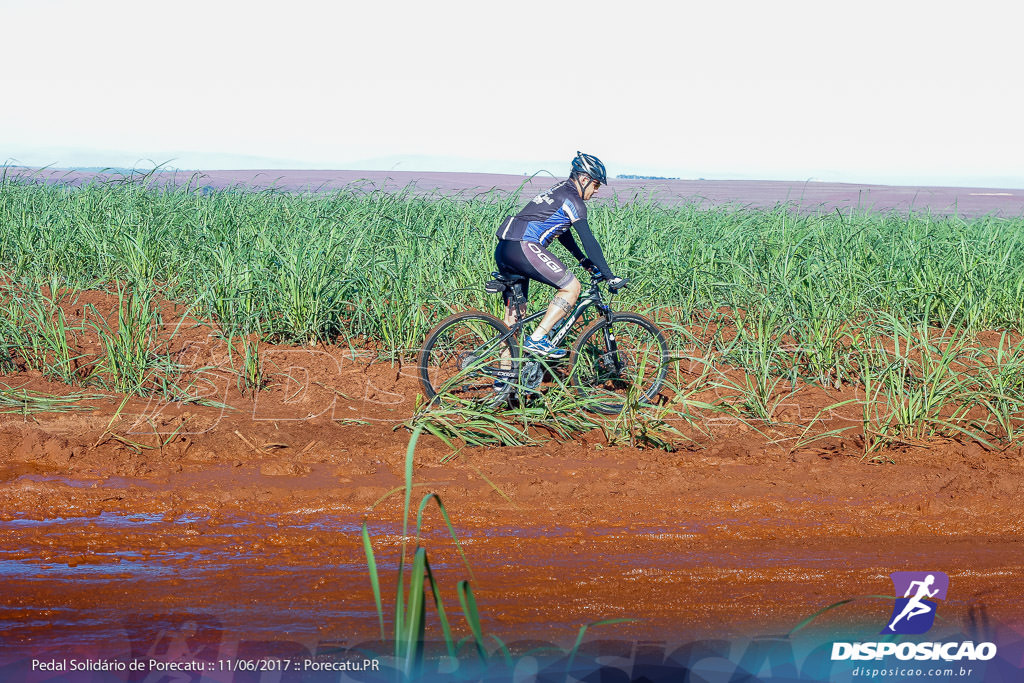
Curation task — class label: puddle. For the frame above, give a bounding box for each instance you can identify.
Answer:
[0,511,204,528]
[5,463,351,494]
[0,555,179,578]
[11,474,104,489]
[3,509,1017,658]
[0,513,733,606]
[0,512,773,542]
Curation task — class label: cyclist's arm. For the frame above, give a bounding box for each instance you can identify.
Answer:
[556,231,586,263]
[571,219,614,278]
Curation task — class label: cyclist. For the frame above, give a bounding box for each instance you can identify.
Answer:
[494,151,626,359]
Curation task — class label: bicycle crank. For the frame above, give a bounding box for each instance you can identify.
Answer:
[521,361,544,390]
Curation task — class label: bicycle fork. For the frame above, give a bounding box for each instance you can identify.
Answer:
[600,316,626,376]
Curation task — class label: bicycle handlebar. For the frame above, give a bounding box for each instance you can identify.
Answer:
[589,273,629,293]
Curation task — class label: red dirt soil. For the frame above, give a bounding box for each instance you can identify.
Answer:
[1,291,1023,664]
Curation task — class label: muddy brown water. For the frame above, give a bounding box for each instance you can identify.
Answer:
[3,491,1019,656]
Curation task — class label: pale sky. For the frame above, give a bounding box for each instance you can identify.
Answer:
[2,0,1022,187]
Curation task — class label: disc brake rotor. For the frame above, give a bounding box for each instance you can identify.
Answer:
[599,351,621,374]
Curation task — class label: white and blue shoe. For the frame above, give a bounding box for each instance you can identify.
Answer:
[523,335,567,359]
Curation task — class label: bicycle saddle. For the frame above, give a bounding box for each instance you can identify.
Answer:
[485,271,526,294]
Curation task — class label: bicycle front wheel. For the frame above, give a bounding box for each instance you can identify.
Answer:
[569,313,669,414]
[418,311,514,404]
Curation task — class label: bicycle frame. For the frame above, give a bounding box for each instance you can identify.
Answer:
[483,277,625,385]
[503,278,609,344]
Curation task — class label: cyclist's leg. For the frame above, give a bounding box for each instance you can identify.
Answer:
[498,282,528,372]
[531,276,580,341]
[495,241,529,327]
[503,281,528,328]
[518,242,579,342]
[495,240,577,355]
[494,242,530,376]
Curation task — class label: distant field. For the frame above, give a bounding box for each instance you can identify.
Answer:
[4,165,1023,218]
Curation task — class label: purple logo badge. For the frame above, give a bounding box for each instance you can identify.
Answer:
[882,571,949,635]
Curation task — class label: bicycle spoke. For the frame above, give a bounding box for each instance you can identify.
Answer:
[420,313,514,405]
[570,314,668,414]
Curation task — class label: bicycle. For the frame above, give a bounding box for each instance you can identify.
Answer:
[418,271,669,414]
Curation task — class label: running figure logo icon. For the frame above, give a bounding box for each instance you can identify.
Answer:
[883,571,949,635]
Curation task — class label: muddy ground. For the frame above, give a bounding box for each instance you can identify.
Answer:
[1,296,1023,670]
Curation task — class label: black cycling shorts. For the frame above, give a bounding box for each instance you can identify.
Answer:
[494,239,575,304]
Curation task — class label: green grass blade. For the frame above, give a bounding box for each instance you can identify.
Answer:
[400,547,428,676]
[566,619,636,672]
[415,493,475,582]
[456,580,488,664]
[360,520,386,641]
[422,554,456,660]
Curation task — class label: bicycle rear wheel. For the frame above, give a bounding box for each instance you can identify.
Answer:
[568,313,669,414]
[418,311,514,404]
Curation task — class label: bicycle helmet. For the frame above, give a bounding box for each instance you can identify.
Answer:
[570,151,609,186]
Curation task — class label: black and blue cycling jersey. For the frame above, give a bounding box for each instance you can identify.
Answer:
[497,180,587,245]
[495,180,613,278]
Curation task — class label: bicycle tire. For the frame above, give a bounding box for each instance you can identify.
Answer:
[568,312,669,414]
[418,311,515,405]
